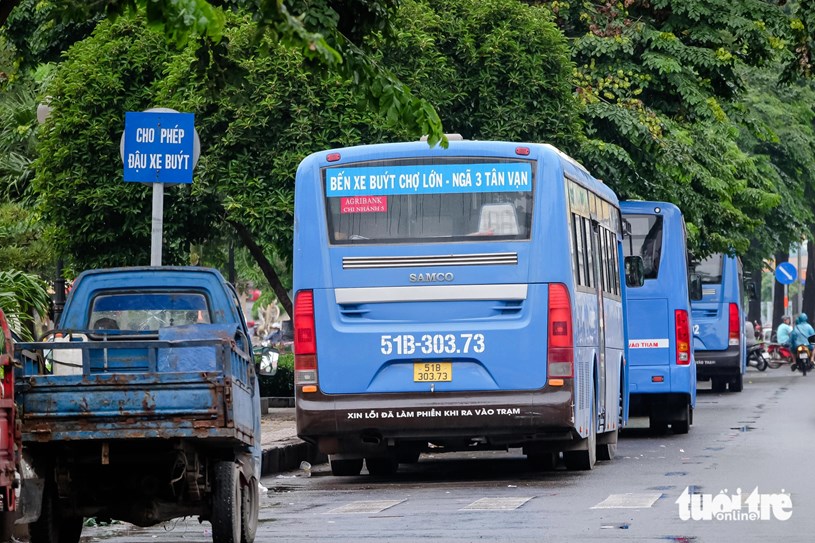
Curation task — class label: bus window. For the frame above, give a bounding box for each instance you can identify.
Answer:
[622,215,663,280]
[325,159,533,244]
[695,254,724,284]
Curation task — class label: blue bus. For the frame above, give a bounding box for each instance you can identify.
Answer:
[621,201,697,433]
[691,254,746,392]
[293,139,633,475]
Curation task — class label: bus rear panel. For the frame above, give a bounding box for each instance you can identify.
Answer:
[293,141,625,473]
[691,254,746,392]
[621,201,696,434]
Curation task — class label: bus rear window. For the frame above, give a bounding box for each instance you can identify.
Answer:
[623,214,663,280]
[324,158,533,244]
[695,254,723,284]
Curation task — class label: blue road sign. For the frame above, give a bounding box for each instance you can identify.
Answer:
[123,111,195,183]
[775,261,797,285]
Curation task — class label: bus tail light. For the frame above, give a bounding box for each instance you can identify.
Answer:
[675,309,690,365]
[547,283,573,378]
[294,290,318,387]
[728,303,739,346]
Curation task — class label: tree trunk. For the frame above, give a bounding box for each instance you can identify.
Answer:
[803,239,815,319]
[772,251,790,333]
[229,221,293,319]
[745,263,762,325]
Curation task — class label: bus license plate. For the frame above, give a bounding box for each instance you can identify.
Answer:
[414,362,452,382]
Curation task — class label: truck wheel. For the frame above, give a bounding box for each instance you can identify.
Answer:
[240,477,259,543]
[212,461,241,543]
[329,457,363,476]
[29,483,83,543]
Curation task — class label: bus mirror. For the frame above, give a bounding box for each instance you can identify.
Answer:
[624,256,645,288]
[689,273,703,301]
[746,280,758,301]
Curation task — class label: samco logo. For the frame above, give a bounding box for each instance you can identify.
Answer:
[409,272,454,283]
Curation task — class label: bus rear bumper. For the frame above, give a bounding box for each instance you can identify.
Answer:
[296,388,577,455]
[694,346,742,378]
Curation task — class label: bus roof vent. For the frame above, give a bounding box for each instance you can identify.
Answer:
[420,133,464,142]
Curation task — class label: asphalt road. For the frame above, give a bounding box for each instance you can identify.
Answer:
[82,367,815,542]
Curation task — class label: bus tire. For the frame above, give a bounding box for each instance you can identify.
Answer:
[596,431,617,461]
[711,378,726,393]
[365,457,398,476]
[729,373,743,392]
[329,456,363,476]
[527,452,558,470]
[672,403,690,435]
[564,394,597,471]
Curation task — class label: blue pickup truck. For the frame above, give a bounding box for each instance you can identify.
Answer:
[14,267,265,543]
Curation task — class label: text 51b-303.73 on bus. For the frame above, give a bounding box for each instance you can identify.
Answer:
[292,138,641,475]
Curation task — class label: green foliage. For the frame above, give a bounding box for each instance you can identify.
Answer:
[258,353,293,397]
[381,0,581,148]
[35,3,578,280]
[0,203,54,276]
[538,0,809,257]
[0,269,50,340]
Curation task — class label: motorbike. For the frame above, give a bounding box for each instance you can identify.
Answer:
[766,343,794,369]
[794,344,813,375]
[746,343,769,371]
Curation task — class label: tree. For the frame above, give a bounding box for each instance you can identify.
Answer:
[536,0,814,257]
[34,1,579,316]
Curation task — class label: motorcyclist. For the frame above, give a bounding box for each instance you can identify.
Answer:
[744,320,757,348]
[777,315,792,346]
[789,313,815,374]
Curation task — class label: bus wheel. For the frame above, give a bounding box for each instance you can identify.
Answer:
[527,452,558,470]
[729,373,744,392]
[329,456,363,476]
[596,430,617,461]
[711,378,727,393]
[672,403,690,435]
[365,457,398,476]
[564,399,597,471]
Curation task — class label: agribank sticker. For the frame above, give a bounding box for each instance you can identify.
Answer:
[325,163,532,197]
[628,338,669,349]
[341,196,387,213]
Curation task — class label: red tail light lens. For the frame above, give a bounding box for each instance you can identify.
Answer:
[728,303,739,346]
[548,283,574,378]
[294,290,316,355]
[294,290,318,386]
[675,309,690,365]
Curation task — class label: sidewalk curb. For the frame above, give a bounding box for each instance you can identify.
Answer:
[261,441,327,475]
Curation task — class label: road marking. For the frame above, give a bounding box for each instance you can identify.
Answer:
[327,500,405,514]
[461,497,533,511]
[591,493,662,509]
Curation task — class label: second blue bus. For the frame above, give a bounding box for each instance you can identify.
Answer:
[691,254,747,392]
[621,201,697,433]
[293,139,633,475]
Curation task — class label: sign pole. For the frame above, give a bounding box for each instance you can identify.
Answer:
[151,182,164,266]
